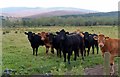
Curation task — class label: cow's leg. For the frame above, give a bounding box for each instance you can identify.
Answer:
[110,55,115,75]
[70,51,73,56]
[56,49,59,57]
[96,45,99,54]
[68,50,71,64]
[59,49,62,58]
[33,48,35,55]
[36,47,38,56]
[84,49,86,56]
[92,45,94,54]
[80,48,84,61]
[74,49,77,61]
[57,49,62,58]
[77,49,79,57]
[95,41,99,54]
[63,52,66,62]
[46,46,49,54]
[87,47,90,56]
[51,46,54,54]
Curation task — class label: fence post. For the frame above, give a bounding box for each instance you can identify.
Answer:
[104,52,110,75]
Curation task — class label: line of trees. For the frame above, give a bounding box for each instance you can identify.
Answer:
[1,12,118,27]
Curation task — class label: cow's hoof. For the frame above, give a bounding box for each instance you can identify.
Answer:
[68,62,70,64]
[74,58,76,61]
[110,72,114,76]
[51,51,54,54]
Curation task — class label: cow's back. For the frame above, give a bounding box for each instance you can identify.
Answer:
[66,34,83,48]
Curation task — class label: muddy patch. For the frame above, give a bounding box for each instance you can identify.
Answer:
[84,64,118,75]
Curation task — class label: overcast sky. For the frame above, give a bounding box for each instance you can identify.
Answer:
[1,0,119,12]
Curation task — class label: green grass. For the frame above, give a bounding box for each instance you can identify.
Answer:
[2,26,119,75]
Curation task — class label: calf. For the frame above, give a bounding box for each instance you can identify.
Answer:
[38,32,54,54]
[25,32,44,56]
[91,34,99,54]
[83,32,99,56]
[96,34,120,75]
[47,33,62,57]
[56,29,84,64]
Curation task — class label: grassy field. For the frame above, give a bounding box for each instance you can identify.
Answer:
[2,26,119,75]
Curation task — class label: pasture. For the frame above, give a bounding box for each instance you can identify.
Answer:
[2,26,119,75]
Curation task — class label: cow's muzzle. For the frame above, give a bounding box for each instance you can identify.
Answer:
[41,38,45,40]
[99,43,104,47]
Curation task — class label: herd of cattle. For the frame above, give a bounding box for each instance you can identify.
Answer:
[25,29,120,75]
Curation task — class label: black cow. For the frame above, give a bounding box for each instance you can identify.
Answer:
[47,33,62,57]
[83,32,99,56]
[25,32,44,56]
[56,29,84,64]
[91,34,99,54]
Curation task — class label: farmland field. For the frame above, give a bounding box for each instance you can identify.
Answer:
[1,26,119,75]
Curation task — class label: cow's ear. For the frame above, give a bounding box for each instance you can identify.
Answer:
[32,33,35,36]
[82,32,85,35]
[80,33,84,38]
[89,34,92,35]
[46,33,49,37]
[24,32,28,35]
[66,32,69,34]
[46,35,49,37]
[38,33,41,36]
[93,36,98,40]
[105,37,109,40]
[56,32,59,34]
[46,33,49,35]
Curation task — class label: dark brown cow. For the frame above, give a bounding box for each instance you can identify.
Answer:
[38,32,54,54]
[95,34,120,75]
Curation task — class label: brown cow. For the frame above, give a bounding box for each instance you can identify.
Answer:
[95,34,120,75]
[38,32,54,54]
[74,29,84,38]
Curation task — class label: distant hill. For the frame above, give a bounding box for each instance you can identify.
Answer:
[1,7,97,17]
[59,11,118,18]
[26,10,87,18]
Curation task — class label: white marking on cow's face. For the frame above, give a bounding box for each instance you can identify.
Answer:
[93,36,98,40]
[41,37,45,40]
[38,32,48,41]
[99,42,104,47]
[97,35,106,48]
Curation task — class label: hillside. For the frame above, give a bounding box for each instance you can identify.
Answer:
[60,11,118,18]
[26,10,87,18]
[1,7,96,17]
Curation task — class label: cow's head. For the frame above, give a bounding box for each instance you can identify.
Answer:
[56,29,69,41]
[47,33,55,44]
[80,32,84,38]
[93,34,106,47]
[25,31,35,41]
[83,32,89,41]
[38,32,48,41]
